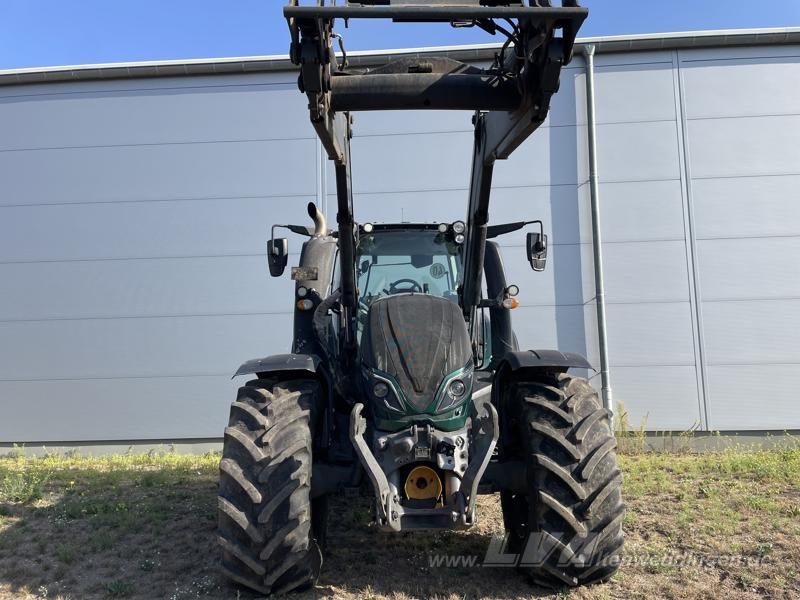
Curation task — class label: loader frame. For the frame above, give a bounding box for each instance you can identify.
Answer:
[284,0,587,356]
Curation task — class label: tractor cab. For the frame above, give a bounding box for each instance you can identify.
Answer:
[355,223,464,309]
[355,223,472,433]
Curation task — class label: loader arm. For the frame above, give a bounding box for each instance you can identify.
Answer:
[285,0,587,342]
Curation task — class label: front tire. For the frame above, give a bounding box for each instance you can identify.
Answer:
[500,372,624,587]
[217,378,323,595]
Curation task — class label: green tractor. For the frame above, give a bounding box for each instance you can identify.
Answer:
[218,1,623,594]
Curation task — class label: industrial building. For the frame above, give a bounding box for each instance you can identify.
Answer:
[1,28,798,444]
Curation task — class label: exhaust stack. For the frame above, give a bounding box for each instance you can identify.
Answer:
[307,202,328,237]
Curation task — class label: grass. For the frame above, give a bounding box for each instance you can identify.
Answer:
[103,579,135,598]
[0,443,798,599]
[1,469,50,504]
[56,543,77,565]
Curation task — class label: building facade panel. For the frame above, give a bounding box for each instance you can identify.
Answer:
[697,237,800,300]
[0,313,292,383]
[691,175,800,239]
[352,107,475,137]
[0,77,310,150]
[686,114,800,179]
[0,138,317,206]
[702,299,800,366]
[604,302,697,368]
[611,365,702,431]
[706,364,800,430]
[0,376,234,441]
[592,60,677,125]
[512,305,595,363]
[600,240,690,304]
[0,195,309,262]
[583,180,687,243]
[0,256,296,321]
[679,49,800,119]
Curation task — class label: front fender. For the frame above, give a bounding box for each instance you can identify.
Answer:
[491,350,593,453]
[233,353,320,378]
[497,349,593,372]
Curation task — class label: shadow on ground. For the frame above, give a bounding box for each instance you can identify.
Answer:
[0,463,551,600]
[0,467,221,600]
[308,495,554,600]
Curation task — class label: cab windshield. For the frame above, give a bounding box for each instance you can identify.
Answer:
[356,229,462,306]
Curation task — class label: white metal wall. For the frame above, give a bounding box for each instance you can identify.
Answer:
[0,43,798,442]
[679,45,800,430]
[0,73,309,441]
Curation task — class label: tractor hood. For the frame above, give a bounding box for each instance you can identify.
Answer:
[361,294,472,415]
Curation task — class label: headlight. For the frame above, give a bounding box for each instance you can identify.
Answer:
[436,367,472,412]
[447,379,466,399]
[372,378,404,412]
[452,220,466,234]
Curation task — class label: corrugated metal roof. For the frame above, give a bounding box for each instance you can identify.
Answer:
[1,27,799,87]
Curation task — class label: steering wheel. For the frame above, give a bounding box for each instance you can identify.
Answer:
[387,278,423,294]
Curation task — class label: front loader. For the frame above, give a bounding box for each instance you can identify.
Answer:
[217,1,624,594]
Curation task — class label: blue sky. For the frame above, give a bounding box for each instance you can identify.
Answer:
[1,0,799,70]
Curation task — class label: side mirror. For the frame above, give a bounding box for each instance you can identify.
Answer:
[526,231,548,272]
[267,238,289,277]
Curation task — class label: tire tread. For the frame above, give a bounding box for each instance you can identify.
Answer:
[502,373,625,588]
[218,378,322,595]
